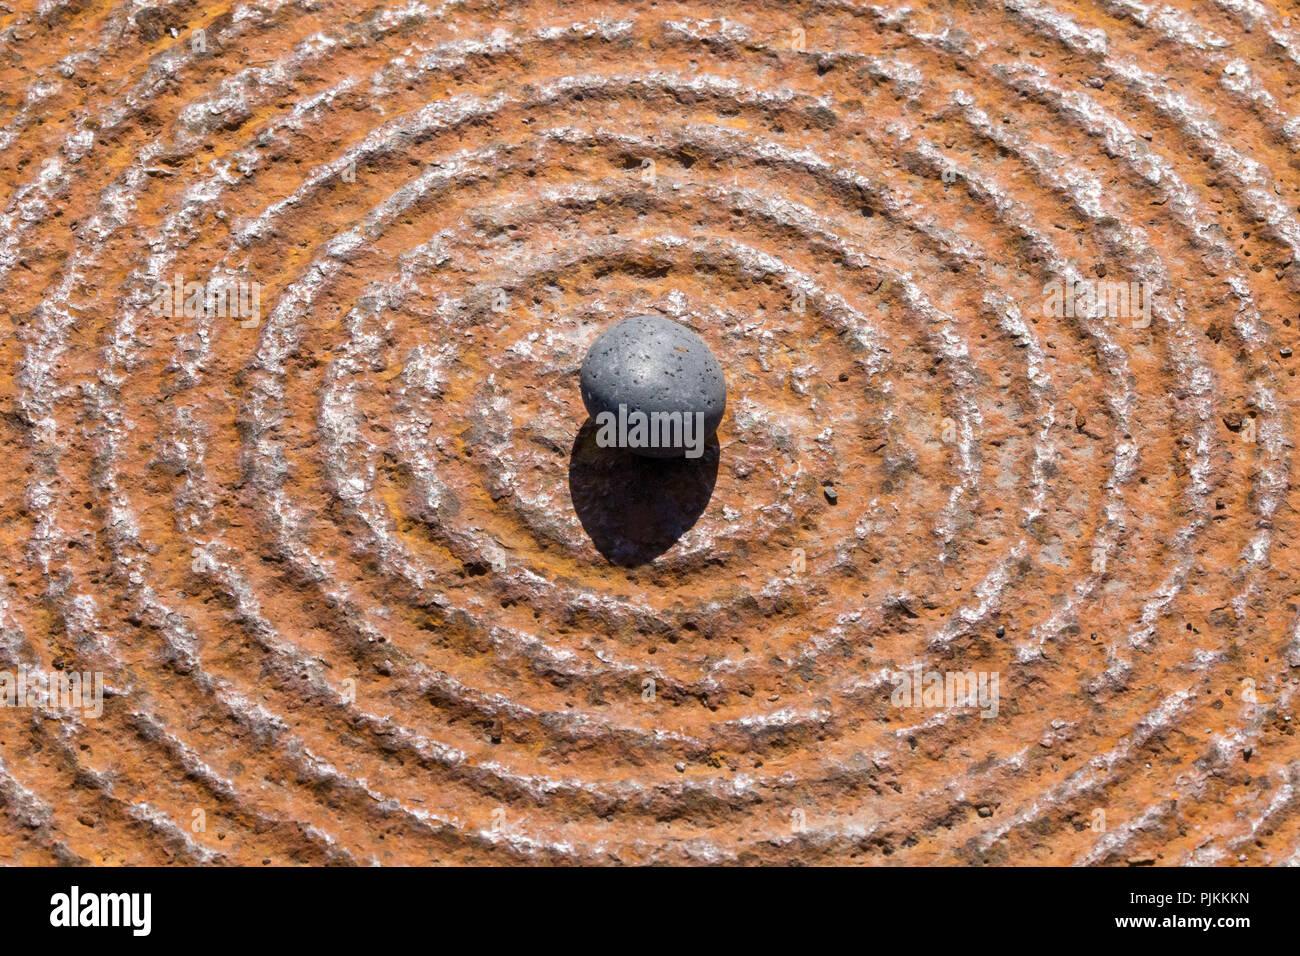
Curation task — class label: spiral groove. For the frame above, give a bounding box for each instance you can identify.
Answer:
[0,0,1298,865]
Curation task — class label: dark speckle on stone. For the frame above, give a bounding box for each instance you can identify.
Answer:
[823,485,838,504]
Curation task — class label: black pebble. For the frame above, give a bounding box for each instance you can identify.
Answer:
[579,314,726,458]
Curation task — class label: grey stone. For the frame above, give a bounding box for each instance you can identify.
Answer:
[579,315,726,458]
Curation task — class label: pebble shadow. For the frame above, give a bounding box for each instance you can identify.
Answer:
[568,418,720,567]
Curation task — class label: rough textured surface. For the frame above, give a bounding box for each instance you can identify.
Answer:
[0,0,1298,866]
[580,314,727,455]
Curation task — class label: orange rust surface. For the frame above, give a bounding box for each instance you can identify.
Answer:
[0,0,1298,865]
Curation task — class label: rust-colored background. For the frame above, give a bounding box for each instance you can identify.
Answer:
[1,0,1298,865]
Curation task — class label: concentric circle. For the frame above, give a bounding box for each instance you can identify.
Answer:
[1,0,1298,865]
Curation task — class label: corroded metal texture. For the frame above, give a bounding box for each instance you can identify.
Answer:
[0,0,1298,866]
